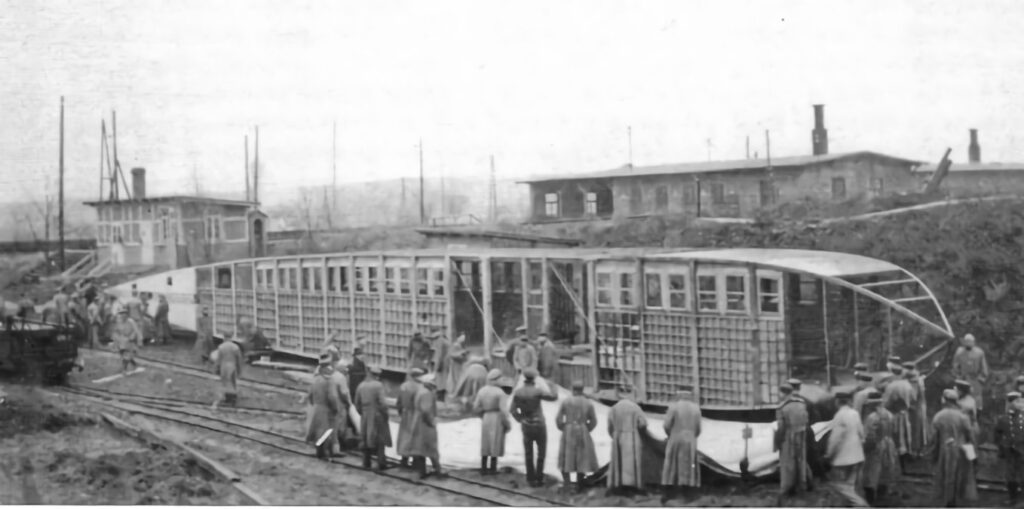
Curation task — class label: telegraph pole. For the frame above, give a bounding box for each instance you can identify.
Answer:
[245,135,250,201]
[58,96,66,271]
[254,126,260,203]
[489,155,497,223]
[418,139,425,225]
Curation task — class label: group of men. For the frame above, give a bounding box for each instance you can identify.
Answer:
[773,333,1003,508]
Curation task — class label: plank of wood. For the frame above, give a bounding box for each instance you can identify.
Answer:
[92,367,145,384]
[251,360,312,371]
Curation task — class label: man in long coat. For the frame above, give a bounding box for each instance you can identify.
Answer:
[194,307,214,364]
[214,336,243,407]
[354,365,392,471]
[788,378,824,481]
[455,356,490,409]
[882,365,915,466]
[473,368,510,475]
[440,333,468,401]
[775,382,810,502]
[955,380,980,442]
[397,367,425,468]
[306,357,342,460]
[511,368,559,487]
[994,391,1024,505]
[606,385,648,495]
[410,373,444,479]
[408,332,432,371]
[862,391,899,505]
[430,330,450,380]
[536,333,559,381]
[348,346,367,402]
[952,333,989,412]
[110,308,141,375]
[661,390,701,503]
[327,360,352,454]
[154,295,171,344]
[825,391,867,507]
[931,388,978,507]
[555,379,598,493]
[513,334,538,379]
[903,362,929,457]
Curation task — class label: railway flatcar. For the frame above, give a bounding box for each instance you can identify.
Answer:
[111,247,954,418]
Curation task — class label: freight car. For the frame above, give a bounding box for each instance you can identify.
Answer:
[110,247,954,419]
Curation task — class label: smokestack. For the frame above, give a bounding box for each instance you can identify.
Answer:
[131,167,146,199]
[968,129,981,163]
[811,104,828,155]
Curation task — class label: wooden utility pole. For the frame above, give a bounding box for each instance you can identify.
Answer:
[58,96,65,271]
[245,135,250,201]
[254,126,260,203]
[489,155,497,223]
[418,139,425,225]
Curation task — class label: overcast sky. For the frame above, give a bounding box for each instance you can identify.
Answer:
[2,0,1022,204]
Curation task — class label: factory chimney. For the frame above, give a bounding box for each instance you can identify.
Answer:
[131,167,146,199]
[811,104,828,155]
[968,129,981,163]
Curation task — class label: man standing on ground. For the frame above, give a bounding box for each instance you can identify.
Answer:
[825,390,868,507]
[348,345,367,402]
[473,368,510,476]
[555,379,598,493]
[862,391,899,505]
[505,325,527,366]
[354,366,392,471]
[882,364,915,468]
[510,368,558,487]
[408,332,431,372]
[931,388,978,507]
[955,380,980,442]
[775,382,810,503]
[194,307,214,364]
[952,333,989,413]
[87,296,102,348]
[661,389,701,504]
[327,359,351,455]
[397,367,425,468]
[154,294,171,344]
[537,332,559,382]
[306,355,342,461]
[410,373,444,479]
[456,356,490,409]
[904,361,929,457]
[110,308,141,375]
[994,391,1024,505]
[513,333,538,380]
[213,333,243,407]
[607,384,648,496]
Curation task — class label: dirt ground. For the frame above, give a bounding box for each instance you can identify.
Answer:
[0,384,245,505]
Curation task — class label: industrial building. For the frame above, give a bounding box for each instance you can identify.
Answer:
[520,106,924,223]
[916,129,1024,196]
[84,168,268,270]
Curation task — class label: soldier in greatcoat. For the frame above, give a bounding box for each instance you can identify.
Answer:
[951,333,989,412]
[306,356,342,460]
[429,330,450,383]
[473,368,510,475]
[788,378,824,482]
[213,335,243,407]
[775,382,810,502]
[193,307,214,364]
[660,390,701,503]
[825,391,867,507]
[440,333,468,401]
[903,361,929,457]
[513,334,538,379]
[555,379,598,493]
[348,346,367,402]
[881,364,915,467]
[354,365,392,470]
[954,379,980,442]
[994,391,1024,505]
[153,294,171,344]
[536,333,559,381]
[511,368,559,487]
[455,355,490,408]
[327,359,352,454]
[606,385,648,496]
[410,373,444,479]
[931,388,978,507]
[397,367,425,468]
[862,391,899,505]
[407,332,432,372]
[110,308,141,375]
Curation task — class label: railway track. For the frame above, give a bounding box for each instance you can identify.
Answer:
[68,385,306,417]
[56,385,570,507]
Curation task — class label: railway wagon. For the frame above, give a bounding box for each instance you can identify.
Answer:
[121,247,954,413]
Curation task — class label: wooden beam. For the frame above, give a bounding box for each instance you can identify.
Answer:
[541,257,551,334]
[748,264,763,405]
[586,260,599,390]
[853,293,860,363]
[378,254,386,368]
[520,258,529,330]
[273,260,281,349]
[822,280,832,387]
[481,256,494,357]
[635,257,648,402]
[321,257,328,348]
[297,259,304,354]
[348,257,356,347]
[688,259,701,403]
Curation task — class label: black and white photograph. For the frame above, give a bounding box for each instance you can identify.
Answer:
[0,0,1021,506]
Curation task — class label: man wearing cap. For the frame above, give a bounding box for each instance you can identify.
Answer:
[306,355,343,460]
[429,329,451,384]
[455,355,490,409]
[994,391,1024,504]
[410,373,444,479]
[954,380,980,442]
[397,367,425,468]
[354,366,392,471]
[473,368,511,475]
[661,390,701,503]
[852,373,876,416]
[327,357,352,454]
[111,308,142,375]
[213,333,244,407]
[408,331,431,372]
[825,390,867,507]
[862,390,898,505]
[511,367,559,487]
[153,294,171,345]
[881,364,915,466]
[513,332,538,379]
[607,384,648,496]
[537,332,559,382]
[193,306,214,365]
[775,382,811,502]
[348,345,367,402]
[903,362,928,457]
[853,362,869,379]
[931,388,978,506]
[875,356,903,391]
[788,378,824,481]
[952,334,989,413]
[555,379,598,493]
[506,325,528,365]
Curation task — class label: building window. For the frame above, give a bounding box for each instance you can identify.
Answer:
[630,185,643,214]
[799,275,819,305]
[655,186,669,212]
[596,272,612,306]
[832,177,847,200]
[760,180,777,206]
[871,178,884,195]
[216,268,232,289]
[312,267,322,291]
[339,267,349,292]
[759,275,782,314]
[584,192,598,215]
[265,269,275,289]
[697,275,717,310]
[682,184,696,206]
[278,268,287,290]
[668,274,688,310]
[205,215,221,241]
[432,269,445,296]
[367,267,379,293]
[399,268,411,295]
[645,273,662,308]
[256,270,264,288]
[354,267,365,292]
[288,268,298,290]
[544,193,559,217]
[619,273,634,307]
[710,183,726,205]
[417,268,429,296]
[725,274,748,312]
[327,267,337,292]
[223,219,247,241]
[384,267,397,294]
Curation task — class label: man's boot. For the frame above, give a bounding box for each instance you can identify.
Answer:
[417,457,429,479]
[489,457,498,474]
[864,487,876,506]
[1007,483,1019,505]
[561,472,572,492]
[401,456,411,468]
[481,457,490,475]
[362,449,372,469]
[575,473,585,493]
[430,457,445,477]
